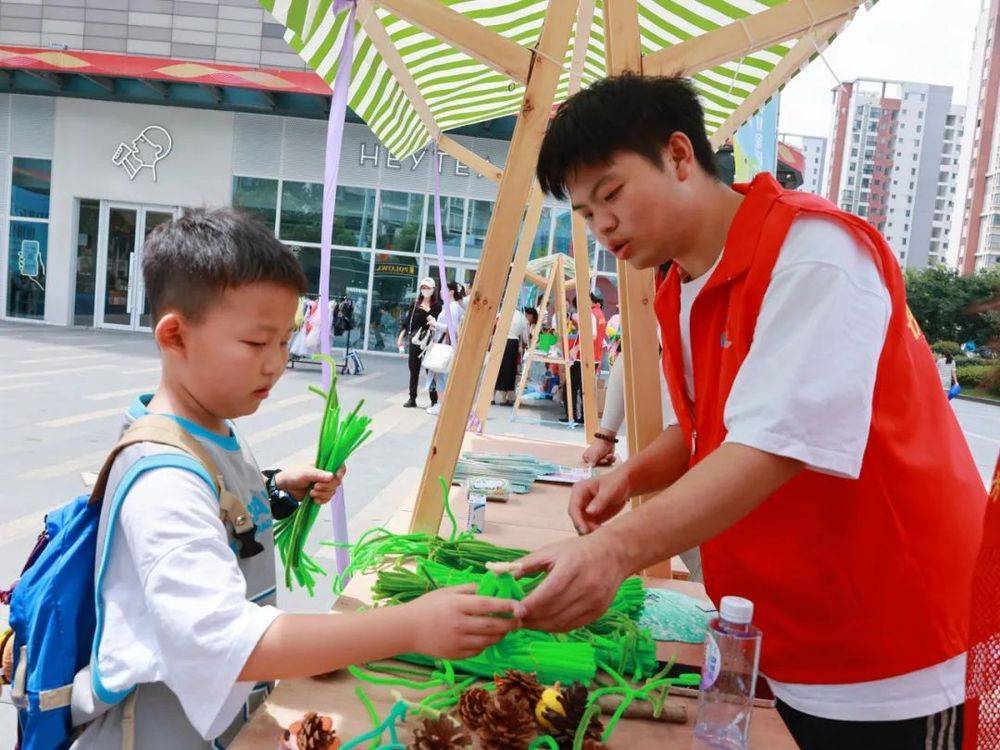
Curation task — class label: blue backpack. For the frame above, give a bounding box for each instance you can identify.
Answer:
[1,415,239,750]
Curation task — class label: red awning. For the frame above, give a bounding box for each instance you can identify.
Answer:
[0,45,331,95]
[777,140,806,174]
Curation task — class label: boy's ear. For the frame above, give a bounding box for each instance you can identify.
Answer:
[664,133,694,180]
[154,312,187,356]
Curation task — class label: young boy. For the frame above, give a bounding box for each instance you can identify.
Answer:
[518,75,986,749]
[71,208,523,748]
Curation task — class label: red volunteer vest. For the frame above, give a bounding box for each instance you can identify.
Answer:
[655,173,986,684]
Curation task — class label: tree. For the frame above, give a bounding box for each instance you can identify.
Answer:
[905,266,1000,346]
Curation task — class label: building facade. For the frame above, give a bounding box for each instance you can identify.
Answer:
[825,78,965,269]
[0,92,619,351]
[952,0,1000,273]
[779,133,827,195]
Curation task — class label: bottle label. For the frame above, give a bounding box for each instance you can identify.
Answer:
[702,631,721,690]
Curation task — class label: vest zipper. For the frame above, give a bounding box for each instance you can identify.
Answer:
[690,429,698,455]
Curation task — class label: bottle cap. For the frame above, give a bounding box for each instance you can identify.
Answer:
[720,596,754,625]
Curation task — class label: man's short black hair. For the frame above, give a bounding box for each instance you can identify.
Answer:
[143,207,307,323]
[537,74,718,199]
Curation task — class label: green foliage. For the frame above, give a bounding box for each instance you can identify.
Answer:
[956,364,993,388]
[905,266,1000,346]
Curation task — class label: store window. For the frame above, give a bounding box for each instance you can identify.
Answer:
[74,200,101,326]
[531,208,552,259]
[377,190,424,253]
[7,220,49,320]
[552,208,572,256]
[423,195,464,257]
[6,158,51,319]
[232,176,278,229]
[291,246,371,349]
[11,157,51,219]
[368,252,419,351]
[280,181,323,243]
[333,186,376,248]
[463,199,494,259]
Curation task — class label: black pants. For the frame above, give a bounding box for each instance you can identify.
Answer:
[407,343,423,401]
[495,339,520,392]
[568,361,583,420]
[776,700,963,750]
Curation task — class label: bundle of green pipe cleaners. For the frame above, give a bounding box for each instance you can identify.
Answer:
[275,356,373,595]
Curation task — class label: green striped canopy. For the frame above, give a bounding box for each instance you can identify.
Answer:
[260,0,798,159]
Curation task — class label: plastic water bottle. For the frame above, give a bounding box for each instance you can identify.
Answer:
[691,596,762,750]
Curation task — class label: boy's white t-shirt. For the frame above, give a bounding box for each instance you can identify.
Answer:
[675,215,964,721]
[94,402,280,740]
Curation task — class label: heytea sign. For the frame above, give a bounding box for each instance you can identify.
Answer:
[358,143,490,179]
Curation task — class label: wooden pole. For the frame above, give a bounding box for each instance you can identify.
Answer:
[376,0,533,84]
[512,257,557,418]
[474,185,545,424]
[409,0,580,535]
[603,0,670,578]
[571,213,599,437]
[709,16,848,148]
[642,0,859,77]
[554,254,574,422]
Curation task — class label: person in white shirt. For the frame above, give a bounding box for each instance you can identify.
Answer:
[494,307,537,405]
[71,209,524,748]
[426,281,468,416]
[937,352,958,394]
[518,75,984,750]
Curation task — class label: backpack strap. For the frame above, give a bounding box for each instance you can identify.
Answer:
[89,414,254,534]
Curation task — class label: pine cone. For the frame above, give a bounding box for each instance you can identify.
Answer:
[540,684,602,749]
[294,712,339,750]
[581,741,609,750]
[409,715,471,750]
[494,670,544,708]
[477,692,536,750]
[458,687,492,732]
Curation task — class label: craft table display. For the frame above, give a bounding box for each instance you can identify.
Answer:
[232,435,798,749]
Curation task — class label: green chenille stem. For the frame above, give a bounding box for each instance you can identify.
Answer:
[275,357,372,595]
[529,736,560,750]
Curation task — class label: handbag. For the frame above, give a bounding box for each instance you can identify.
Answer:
[423,341,454,373]
[948,383,961,400]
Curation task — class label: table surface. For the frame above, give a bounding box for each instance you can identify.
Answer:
[232,433,798,749]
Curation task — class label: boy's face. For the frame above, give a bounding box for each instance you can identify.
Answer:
[175,282,299,420]
[567,138,699,270]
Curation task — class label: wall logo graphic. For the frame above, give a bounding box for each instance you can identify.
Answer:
[18,240,44,291]
[112,125,173,182]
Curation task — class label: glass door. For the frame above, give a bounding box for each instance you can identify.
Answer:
[96,202,177,330]
[101,205,138,327]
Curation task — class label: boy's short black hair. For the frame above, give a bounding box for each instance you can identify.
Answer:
[536,74,718,200]
[143,207,307,323]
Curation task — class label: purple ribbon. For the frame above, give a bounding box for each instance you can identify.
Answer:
[319,0,356,579]
[319,0,357,388]
[430,141,456,345]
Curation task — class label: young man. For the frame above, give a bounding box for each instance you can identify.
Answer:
[518,75,986,749]
[71,209,522,748]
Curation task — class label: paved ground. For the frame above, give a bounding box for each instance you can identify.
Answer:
[1,321,997,741]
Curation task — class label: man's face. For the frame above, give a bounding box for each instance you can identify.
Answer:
[566,144,697,270]
[180,281,299,420]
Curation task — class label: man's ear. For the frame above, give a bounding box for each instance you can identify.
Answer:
[664,132,696,181]
[154,312,187,357]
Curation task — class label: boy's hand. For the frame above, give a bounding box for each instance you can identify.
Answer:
[275,465,346,503]
[403,584,524,659]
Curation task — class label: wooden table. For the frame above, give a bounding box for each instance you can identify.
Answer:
[232,434,798,749]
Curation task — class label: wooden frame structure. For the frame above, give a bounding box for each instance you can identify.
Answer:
[394,0,864,537]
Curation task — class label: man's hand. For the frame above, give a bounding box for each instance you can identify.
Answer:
[275,465,346,503]
[569,467,631,534]
[517,533,629,632]
[404,584,525,659]
[582,437,617,467]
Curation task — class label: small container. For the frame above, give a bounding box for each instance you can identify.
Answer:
[466,476,511,502]
[691,596,762,750]
[466,491,486,534]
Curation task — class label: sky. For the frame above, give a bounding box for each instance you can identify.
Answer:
[778,0,986,138]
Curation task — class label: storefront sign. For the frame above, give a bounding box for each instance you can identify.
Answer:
[359,143,481,179]
[374,262,417,276]
[112,125,173,182]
